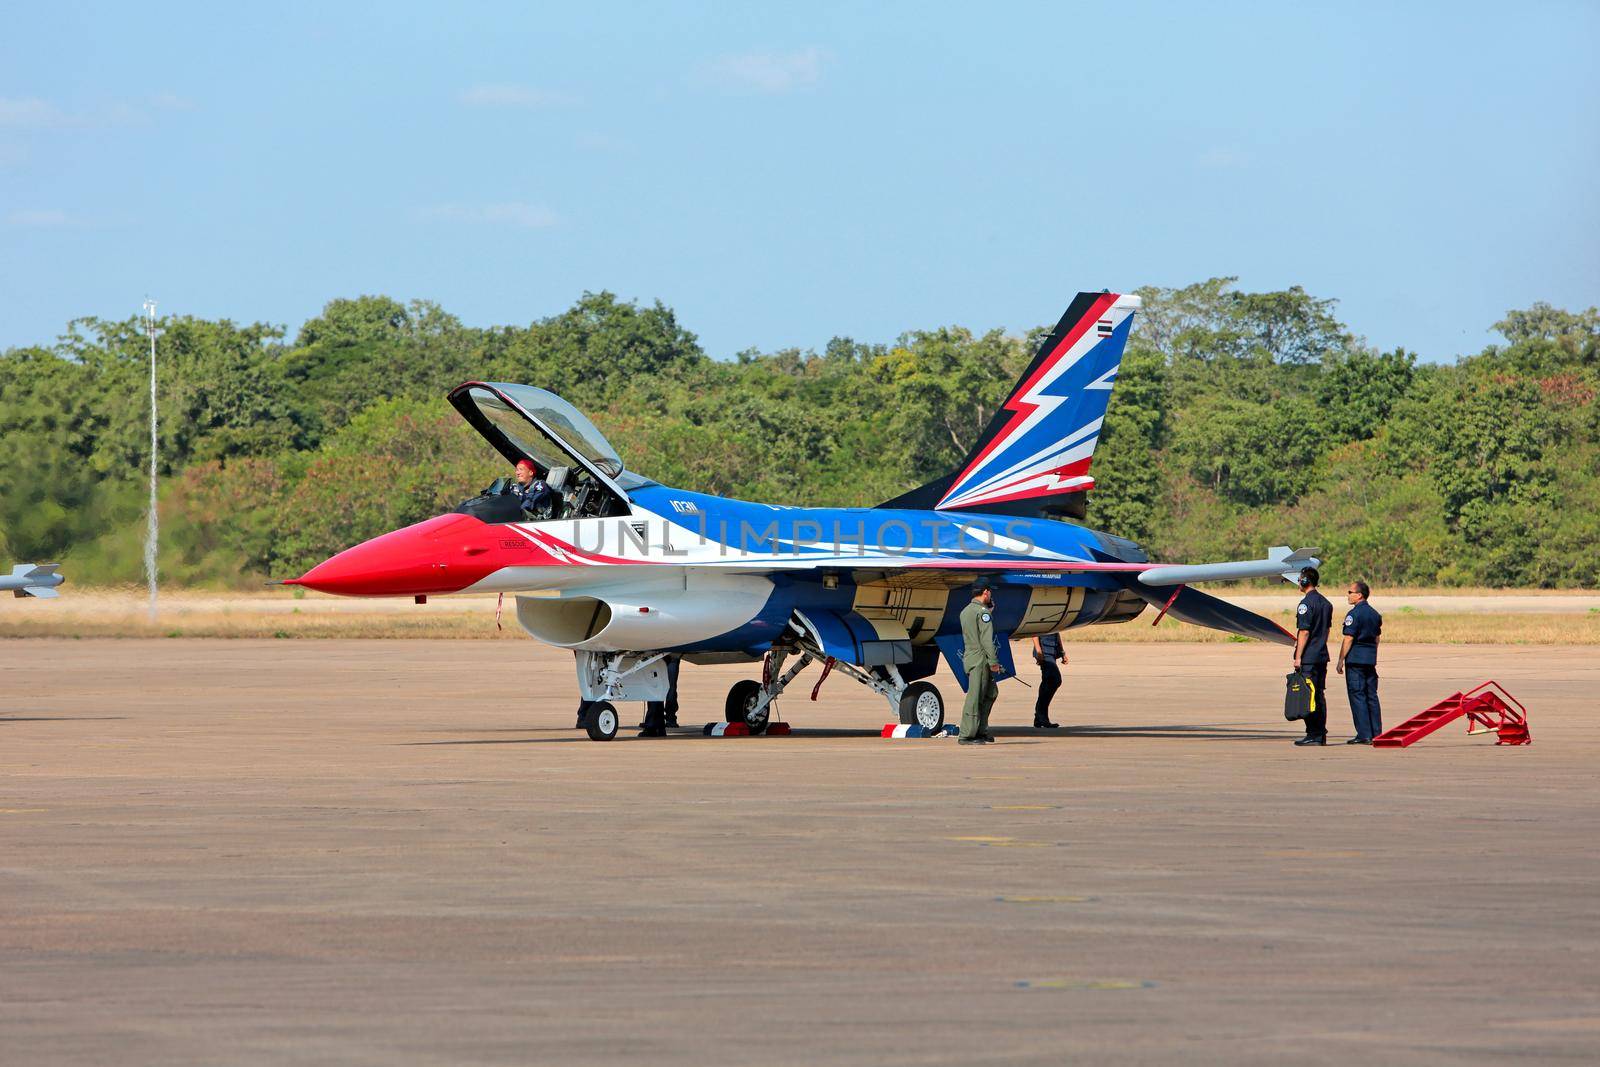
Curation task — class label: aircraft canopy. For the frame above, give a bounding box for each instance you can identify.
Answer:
[449,382,634,486]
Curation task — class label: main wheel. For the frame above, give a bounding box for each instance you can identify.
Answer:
[724,678,769,735]
[898,681,945,732]
[585,701,619,741]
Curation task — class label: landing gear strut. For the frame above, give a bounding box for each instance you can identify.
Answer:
[725,638,944,733]
[573,650,671,741]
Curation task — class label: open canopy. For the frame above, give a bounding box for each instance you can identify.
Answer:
[448,382,648,490]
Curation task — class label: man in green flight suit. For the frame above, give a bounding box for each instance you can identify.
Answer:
[958,578,1002,745]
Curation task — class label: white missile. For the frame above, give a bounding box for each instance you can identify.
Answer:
[1137,546,1322,587]
[2,563,65,599]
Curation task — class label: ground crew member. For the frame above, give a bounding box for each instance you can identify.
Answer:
[959,579,1002,745]
[1338,579,1384,743]
[1031,632,1064,729]
[1291,566,1333,747]
[638,655,680,737]
[574,649,594,729]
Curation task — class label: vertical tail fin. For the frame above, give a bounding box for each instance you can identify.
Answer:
[879,291,1140,516]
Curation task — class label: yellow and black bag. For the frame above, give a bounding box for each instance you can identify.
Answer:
[1284,671,1317,721]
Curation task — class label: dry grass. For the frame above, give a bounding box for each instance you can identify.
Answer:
[3,590,1597,644]
[1070,613,1600,645]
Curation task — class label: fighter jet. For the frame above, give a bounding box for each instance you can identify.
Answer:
[3,563,64,599]
[288,292,1320,740]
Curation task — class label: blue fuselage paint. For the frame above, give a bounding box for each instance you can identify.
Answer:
[620,483,1145,655]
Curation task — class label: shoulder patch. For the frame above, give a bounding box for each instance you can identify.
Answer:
[980,612,991,624]
[1297,603,1307,614]
[1344,613,1354,625]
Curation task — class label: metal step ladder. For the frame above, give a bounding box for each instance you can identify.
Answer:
[1372,680,1531,748]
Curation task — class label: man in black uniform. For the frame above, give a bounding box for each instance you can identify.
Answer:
[638,655,680,737]
[1030,632,1065,729]
[1338,579,1384,744]
[1291,567,1333,746]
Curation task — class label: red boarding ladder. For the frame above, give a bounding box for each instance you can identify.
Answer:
[1372,680,1531,748]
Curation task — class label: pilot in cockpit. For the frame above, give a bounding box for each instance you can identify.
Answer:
[511,458,555,518]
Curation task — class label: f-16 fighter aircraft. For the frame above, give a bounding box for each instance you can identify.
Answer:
[3,563,64,599]
[288,292,1320,740]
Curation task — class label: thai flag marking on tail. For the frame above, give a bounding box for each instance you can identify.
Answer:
[936,293,1139,511]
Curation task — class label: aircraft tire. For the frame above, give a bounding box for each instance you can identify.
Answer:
[898,681,945,732]
[585,701,619,741]
[725,679,769,735]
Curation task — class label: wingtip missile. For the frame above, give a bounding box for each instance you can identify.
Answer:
[1137,548,1323,587]
[3,562,66,598]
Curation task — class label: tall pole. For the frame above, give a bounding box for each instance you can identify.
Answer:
[143,299,159,622]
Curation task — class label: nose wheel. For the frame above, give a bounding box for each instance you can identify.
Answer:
[584,701,619,741]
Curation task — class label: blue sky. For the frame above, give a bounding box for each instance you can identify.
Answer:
[3,1,1596,362]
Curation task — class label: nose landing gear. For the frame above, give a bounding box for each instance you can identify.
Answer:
[583,701,619,741]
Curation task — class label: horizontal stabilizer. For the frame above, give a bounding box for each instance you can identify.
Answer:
[17,586,59,598]
[1121,581,1294,646]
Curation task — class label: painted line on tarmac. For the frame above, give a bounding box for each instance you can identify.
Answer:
[946,836,1055,848]
[1014,978,1155,991]
[994,895,1097,904]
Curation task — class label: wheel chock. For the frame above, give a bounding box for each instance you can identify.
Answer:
[881,723,959,738]
[766,722,792,736]
[703,722,751,737]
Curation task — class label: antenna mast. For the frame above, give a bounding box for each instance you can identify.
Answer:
[143,299,159,622]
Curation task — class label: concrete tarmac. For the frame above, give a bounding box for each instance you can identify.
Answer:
[2,640,1597,1065]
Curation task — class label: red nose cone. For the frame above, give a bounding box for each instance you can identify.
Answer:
[287,514,500,596]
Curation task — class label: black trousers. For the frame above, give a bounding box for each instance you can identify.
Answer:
[1034,658,1062,724]
[1346,664,1382,740]
[1302,660,1329,739]
[643,656,681,730]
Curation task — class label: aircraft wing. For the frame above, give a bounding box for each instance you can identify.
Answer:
[808,547,1312,646]
[820,546,1320,588]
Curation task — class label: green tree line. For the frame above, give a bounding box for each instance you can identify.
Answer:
[2,281,1596,587]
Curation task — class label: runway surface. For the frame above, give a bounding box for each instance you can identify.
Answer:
[2,640,1596,1065]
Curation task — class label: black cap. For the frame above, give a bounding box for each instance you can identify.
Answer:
[972,577,994,594]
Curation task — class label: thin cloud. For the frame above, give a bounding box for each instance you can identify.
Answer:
[701,47,827,94]
[0,97,73,128]
[576,131,629,153]
[1196,146,1250,169]
[5,209,82,228]
[0,95,156,128]
[151,91,197,112]
[417,202,560,229]
[457,84,579,109]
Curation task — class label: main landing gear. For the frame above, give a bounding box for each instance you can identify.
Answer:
[722,642,946,734]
